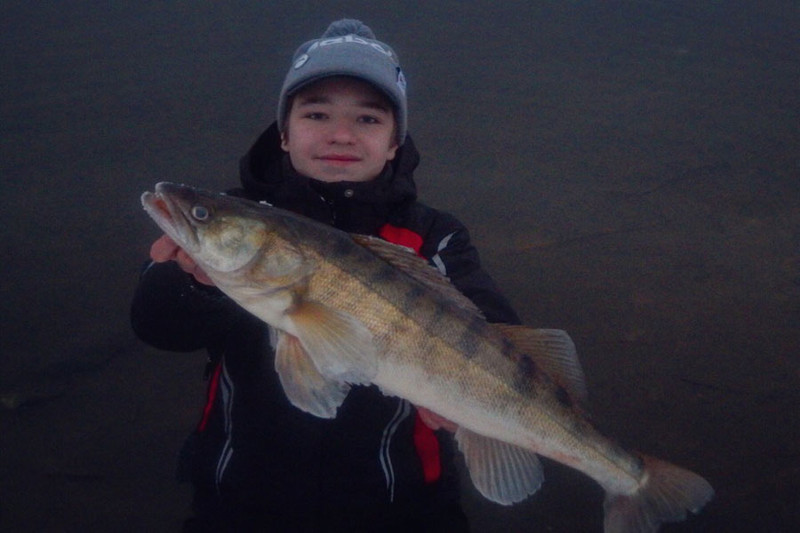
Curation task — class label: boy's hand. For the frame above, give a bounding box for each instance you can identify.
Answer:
[417,406,458,432]
[150,234,215,286]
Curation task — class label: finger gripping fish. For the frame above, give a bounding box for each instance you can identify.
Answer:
[142,182,713,532]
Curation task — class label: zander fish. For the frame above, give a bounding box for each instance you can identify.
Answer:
[141,182,713,532]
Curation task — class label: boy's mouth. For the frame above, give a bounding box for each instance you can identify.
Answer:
[318,154,361,163]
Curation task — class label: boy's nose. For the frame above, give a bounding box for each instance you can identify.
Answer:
[328,119,356,143]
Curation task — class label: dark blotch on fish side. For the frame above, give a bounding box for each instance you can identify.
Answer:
[456,316,488,359]
[331,234,356,258]
[554,384,573,408]
[512,354,539,394]
[501,337,515,358]
[517,353,538,378]
[397,283,430,322]
[433,299,451,323]
[515,353,573,407]
[371,262,398,285]
[403,284,427,303]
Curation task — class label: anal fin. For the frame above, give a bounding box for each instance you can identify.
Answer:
[455,427,544,505]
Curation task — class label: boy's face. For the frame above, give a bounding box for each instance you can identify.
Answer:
[281,77,398,183]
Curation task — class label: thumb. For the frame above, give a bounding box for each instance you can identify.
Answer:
[150,234,180,262]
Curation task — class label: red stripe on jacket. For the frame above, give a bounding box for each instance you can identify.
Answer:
[197,362,222,432]
[379,223,442,484]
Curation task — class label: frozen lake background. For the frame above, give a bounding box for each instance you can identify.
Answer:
[1,1,798,531]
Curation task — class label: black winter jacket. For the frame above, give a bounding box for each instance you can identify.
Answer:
[131,123,520,532]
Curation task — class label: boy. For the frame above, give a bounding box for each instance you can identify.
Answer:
[132,19,519,532]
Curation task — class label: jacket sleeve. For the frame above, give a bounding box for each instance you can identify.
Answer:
[421,213,521,325]
[130,260,243,352]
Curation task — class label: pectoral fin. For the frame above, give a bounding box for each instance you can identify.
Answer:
[288,300,378,384]
[272,328,350,419]
[455,427,544,505]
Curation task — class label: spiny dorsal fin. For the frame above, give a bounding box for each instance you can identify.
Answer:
[495,326,588,405]
[350,234,484,319]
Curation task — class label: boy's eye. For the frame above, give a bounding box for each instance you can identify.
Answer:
[358,115,381,124]
[304,112,327,120]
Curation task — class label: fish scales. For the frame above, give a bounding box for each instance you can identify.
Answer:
[141,183,714,532]
[309,241,643,491]
[310,247,598,465]
[302,226,494,370]
[301,235,551,440]
[311,230,684,502]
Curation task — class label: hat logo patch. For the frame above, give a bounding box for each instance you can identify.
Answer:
[293,54,309,69]
[306,34,395,59]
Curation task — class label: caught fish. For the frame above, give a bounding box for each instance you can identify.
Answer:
[142,182,713,532]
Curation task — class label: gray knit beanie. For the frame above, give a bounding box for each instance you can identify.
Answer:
[277,19,407,144]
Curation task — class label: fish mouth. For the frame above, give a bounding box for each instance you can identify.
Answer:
[141,182,200,251]
[143,190,171,221]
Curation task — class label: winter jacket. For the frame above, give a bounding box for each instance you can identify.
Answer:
[131,123,520,532]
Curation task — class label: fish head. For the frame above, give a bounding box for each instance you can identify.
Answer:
[141,182,295,280]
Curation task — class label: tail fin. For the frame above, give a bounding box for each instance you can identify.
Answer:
[603,454,713,533]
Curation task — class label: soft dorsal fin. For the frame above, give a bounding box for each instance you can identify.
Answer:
[495,326,588,405]
[350,234,484,319]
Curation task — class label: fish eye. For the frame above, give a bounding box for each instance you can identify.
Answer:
[191,205,210,221]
